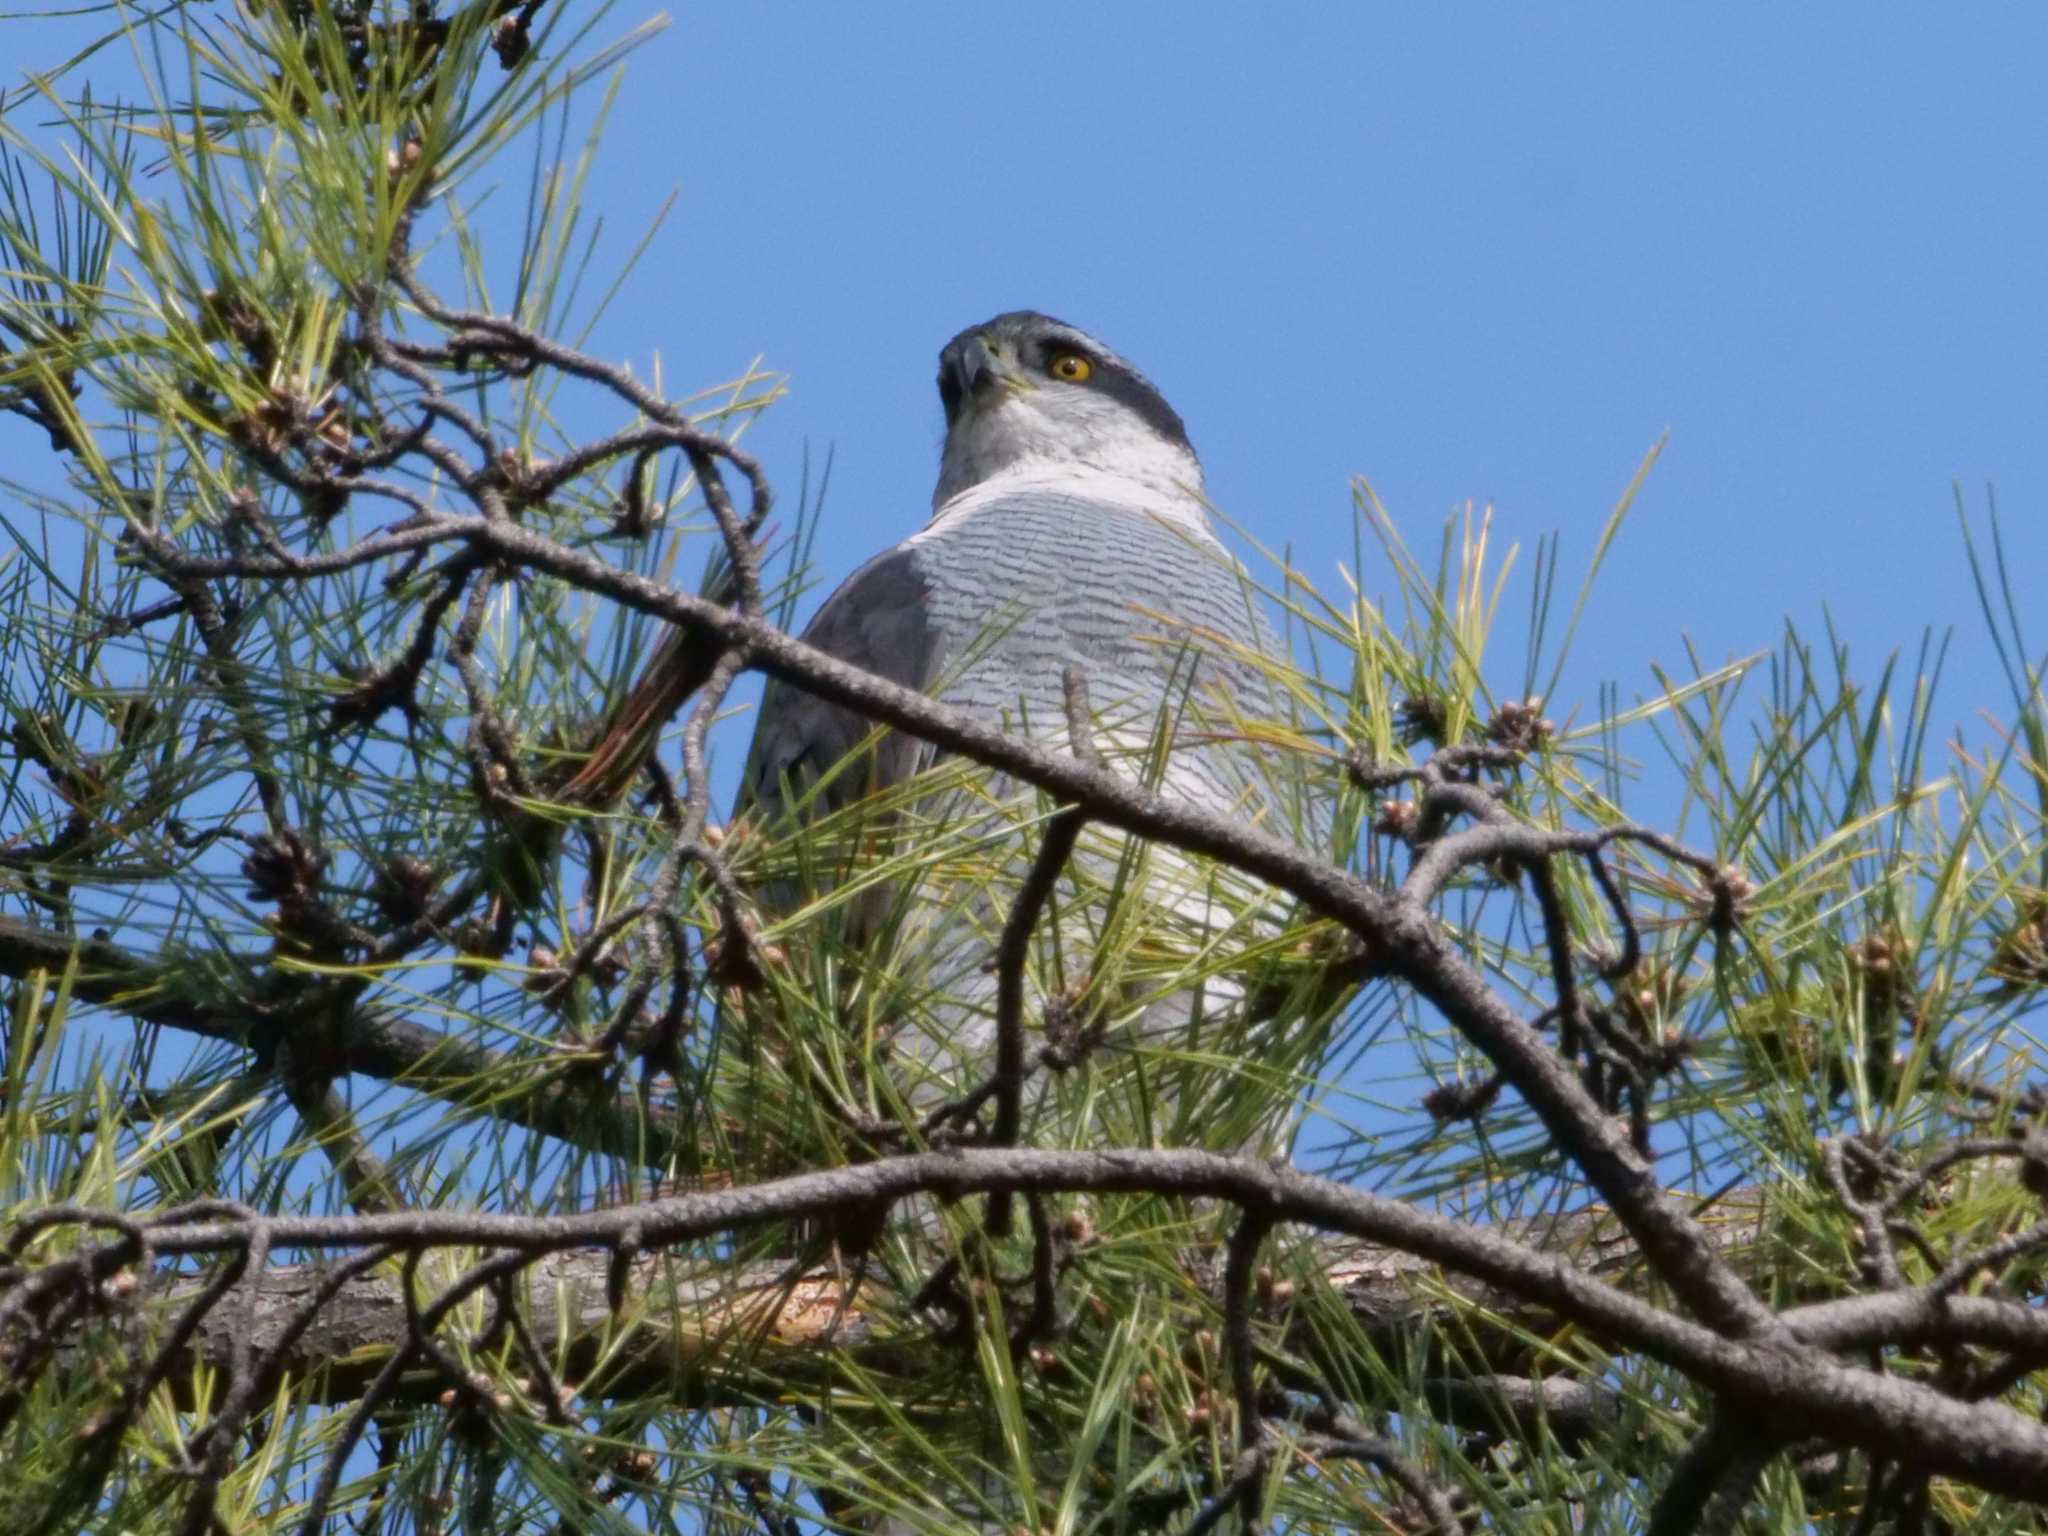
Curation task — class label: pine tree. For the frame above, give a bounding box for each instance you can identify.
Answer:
[3,6,2046,1532]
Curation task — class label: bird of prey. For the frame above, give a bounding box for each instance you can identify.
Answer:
[737,311,1300,1133]
[744,311,1283,823]
[566,311,1302,1135]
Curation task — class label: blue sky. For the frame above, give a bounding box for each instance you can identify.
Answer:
[8,2,2044,775]
[553,3,2045,749]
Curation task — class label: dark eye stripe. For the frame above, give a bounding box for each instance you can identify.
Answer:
[1034,340,1184,439]
[1086,361,1190,452]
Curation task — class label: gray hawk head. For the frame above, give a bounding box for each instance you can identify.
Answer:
[931,311,1203,510]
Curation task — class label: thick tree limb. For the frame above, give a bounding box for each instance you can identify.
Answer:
[0,915,679,1163]
[142,1191,1762,1412]
[26,1150,2048,1502]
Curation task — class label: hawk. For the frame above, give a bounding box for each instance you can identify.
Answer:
[738,312,1301,1133]
[744,310,1284,828]
[568,311,1305,1135]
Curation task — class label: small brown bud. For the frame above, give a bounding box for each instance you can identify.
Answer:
[702,923,769,990]
[1422,1075,1502,1123]
[523,944,569,999]
[372,854,440,924]
[1395,693,1448,746]
[1486,696,1555,752]
[492,13,532,67]
[1375,798,1420,841]
[1698,864,1756,931]
[452,918,499,957]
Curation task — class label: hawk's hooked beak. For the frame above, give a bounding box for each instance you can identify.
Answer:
[938,333,1021,423]
[954,335,997,394]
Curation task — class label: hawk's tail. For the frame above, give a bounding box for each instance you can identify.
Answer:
[554,624,720,807]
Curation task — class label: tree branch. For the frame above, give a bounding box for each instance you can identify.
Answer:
[21,1151,2048,1501]
[0,916,681,1165]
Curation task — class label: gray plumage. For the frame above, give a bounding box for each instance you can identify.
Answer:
[744,489,1280,817]
[739,311,1295,1130]
[746,312,1278,824]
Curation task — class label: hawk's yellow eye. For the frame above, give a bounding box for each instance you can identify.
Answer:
[1048,353,1093,383]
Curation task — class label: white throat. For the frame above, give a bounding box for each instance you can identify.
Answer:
[923,460,1223,549]
[931,391,1206,514]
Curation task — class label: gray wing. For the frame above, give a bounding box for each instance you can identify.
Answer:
[739,543,939,826]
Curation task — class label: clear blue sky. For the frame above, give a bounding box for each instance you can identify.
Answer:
[8,2,2044,764]
[552,3,2045,749]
